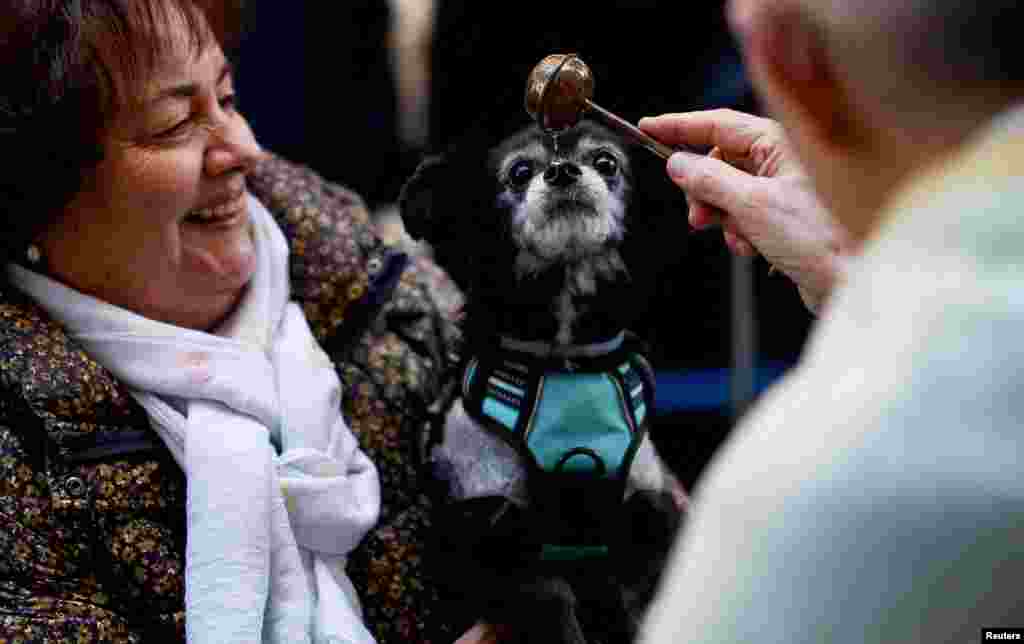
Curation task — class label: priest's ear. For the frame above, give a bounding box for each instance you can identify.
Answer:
[730,0,860,151]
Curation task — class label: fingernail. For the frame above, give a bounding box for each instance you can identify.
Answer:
[667,152,691,178]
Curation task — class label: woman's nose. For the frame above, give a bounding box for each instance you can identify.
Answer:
[205,115,268,177]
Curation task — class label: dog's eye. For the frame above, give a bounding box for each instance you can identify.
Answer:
[593,152,619,177]
[507,160,534,187]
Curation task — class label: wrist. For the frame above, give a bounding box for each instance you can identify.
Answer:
[798,245,852,315]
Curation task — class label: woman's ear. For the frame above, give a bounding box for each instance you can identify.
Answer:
[398,155,451,246]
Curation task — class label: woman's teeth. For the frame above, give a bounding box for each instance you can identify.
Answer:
[186,193,246,223]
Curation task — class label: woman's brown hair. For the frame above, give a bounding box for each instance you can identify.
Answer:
[0,0,245,265]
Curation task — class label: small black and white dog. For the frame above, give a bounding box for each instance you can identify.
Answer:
[400,121,687,644]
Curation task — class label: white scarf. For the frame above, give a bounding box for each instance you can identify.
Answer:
[8,195,379,644]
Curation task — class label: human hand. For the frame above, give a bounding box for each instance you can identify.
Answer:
[639,109,854,314]
[454,621,509,644]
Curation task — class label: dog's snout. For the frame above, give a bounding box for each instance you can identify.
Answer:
[543,161,582,187]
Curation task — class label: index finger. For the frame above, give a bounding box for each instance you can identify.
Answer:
[455,622,501,644]
[638,109,779,160]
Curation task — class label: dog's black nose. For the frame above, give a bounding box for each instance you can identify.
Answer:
[543,161,582,187]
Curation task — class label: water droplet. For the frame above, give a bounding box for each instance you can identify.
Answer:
[548,130,561,156]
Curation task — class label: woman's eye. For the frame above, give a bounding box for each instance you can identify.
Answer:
[593,152,618,176]
[151,95,235,140]
[508,160,534,187]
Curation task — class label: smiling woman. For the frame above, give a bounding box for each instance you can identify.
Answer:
[0,1,463,643]
[2,2,230,249]
[20,1,265,331]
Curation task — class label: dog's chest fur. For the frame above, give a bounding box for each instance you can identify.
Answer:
[515,250,628,346]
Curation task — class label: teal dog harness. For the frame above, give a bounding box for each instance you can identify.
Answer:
[460,333,656,560]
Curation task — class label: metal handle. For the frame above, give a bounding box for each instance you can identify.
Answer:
[584,99,687,159]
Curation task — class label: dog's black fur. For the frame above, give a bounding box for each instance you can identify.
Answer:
[400,121,687,644]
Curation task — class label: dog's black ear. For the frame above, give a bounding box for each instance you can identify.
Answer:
[398,154,451,246]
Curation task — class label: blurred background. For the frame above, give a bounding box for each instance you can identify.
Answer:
[234,0,814,488]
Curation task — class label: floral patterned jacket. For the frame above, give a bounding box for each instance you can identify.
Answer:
[0,155,463,643]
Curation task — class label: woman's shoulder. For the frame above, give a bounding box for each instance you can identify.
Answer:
[0,281,161,473]
[247,150,464,412]
[0,284,148,432]
[247,153,379,337]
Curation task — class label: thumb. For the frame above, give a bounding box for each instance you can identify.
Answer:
[667,151,760,224]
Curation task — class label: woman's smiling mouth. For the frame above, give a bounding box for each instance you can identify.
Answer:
[185,191,247,225]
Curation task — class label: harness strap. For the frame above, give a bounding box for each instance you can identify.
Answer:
[462,345,653,480]
[459,338,657,560]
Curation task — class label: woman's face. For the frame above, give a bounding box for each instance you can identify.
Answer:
[38,20,266,331]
